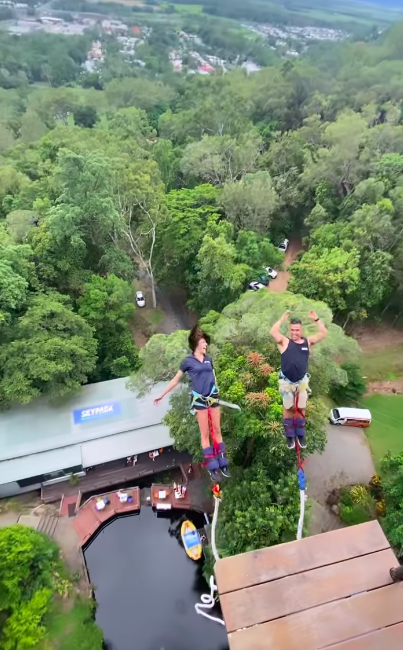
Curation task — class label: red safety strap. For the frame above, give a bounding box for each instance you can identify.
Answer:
[294,392,304,470]
[208,407,221,455]
[202,407,221,467]
[296,444,304,470]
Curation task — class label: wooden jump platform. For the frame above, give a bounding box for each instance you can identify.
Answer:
[73,487,140,546]
[215,521,403,650]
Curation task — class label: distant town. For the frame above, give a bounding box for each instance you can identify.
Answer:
[0,0,350,76]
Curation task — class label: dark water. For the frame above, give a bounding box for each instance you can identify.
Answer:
[84,508,229,650]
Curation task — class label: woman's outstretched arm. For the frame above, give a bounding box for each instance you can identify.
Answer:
[154,370,184,405]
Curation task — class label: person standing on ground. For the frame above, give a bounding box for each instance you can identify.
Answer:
[154,324,230,482]
[270,310,328,450]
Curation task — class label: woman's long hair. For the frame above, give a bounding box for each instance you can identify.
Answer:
[188,324,211,352]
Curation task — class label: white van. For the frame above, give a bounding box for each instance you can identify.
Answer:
[329,407,371,428]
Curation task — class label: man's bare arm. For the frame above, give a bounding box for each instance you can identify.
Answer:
[270,311,290,345]
[308,311,328,346]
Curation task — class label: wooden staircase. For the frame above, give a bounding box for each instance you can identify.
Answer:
[37,515,58,539]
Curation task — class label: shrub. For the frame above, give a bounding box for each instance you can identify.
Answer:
[340,504,372,526]
[350,484,370,505]
[380,452,403,555]
[329,362,366,403]
[369,474,383,500]
[2,588,52,650]
[339,484,377,523]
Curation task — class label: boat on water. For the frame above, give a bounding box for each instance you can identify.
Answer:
[181,520,202,561]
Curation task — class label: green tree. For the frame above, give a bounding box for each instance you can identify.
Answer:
[77,274,139,381]
[0,525,58,613]
[180,131,262,186]
[217,467,301,554]
[5,210,37,244]
[154,184,221,289]
[302,110,368,197]
[106,107,154,145]
[73,105,99,129]
[220,171,278,234]
[105,77,173,112]
[355,250,393,311]
[289,247,361,312]
[2,588,52,650]
[0,293,97,406]
[189,226,250,314]
[19,109,47,145]
[0,231,38,323]
[329,362,366,404]
[152,139,180,190]
[110,156,166,308]
[235,230,283,270]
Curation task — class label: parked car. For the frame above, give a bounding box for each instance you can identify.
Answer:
[258,274,270,286]
[135,290,146,307]
[248,281,266,291]
[329,407,371,428]
[264,266,278,279]
[278,239,289,253]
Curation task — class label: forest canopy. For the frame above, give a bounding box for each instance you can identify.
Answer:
[1,23,403,408]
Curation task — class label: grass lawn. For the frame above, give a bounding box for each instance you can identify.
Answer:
[360,345,403,382]
[362,394,403,468]
[170,2,203,13]
[40,597,103,650]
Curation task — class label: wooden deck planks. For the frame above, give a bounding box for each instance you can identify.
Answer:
[227,583,403,650]
[72,487,140,545]
[325,622,403,650]
[215,521,390,595]
[221,548,396,632]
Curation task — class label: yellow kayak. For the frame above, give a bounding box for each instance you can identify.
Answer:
[181,520,202,561]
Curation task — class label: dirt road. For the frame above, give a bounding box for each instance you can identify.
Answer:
[268,235,302,293]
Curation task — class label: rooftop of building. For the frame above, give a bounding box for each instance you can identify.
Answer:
[0,377,170,462]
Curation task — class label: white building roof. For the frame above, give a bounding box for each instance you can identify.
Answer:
[0,378,173,483]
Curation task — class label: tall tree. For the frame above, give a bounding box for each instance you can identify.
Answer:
[180,131,263,186]
[77,274,138,381]
[111,158,166,308]
[189,224,250,314]
[0,293,97,406]
[289,247,361,312]
[154,184,221,288]
[220,171,278,234]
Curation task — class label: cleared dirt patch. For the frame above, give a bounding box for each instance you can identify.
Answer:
[351,323,403,353]
[367,378,403,395]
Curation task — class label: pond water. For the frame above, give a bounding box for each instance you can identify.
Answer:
[84,507,229,650]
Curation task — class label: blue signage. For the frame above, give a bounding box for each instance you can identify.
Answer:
[73,401,122,425]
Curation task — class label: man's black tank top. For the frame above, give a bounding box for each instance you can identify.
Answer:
[281,338,309,383]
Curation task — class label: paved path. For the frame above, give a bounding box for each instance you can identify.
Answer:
[306,424,375,507]
[308,499,343,536]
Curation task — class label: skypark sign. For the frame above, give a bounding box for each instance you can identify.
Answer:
[73,401,122,425]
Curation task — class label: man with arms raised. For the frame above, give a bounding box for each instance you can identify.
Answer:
[270,310,328,450]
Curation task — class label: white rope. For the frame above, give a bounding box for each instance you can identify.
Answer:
[195,496,225,626]
[211,495,220,563]
[296,488,306,540]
